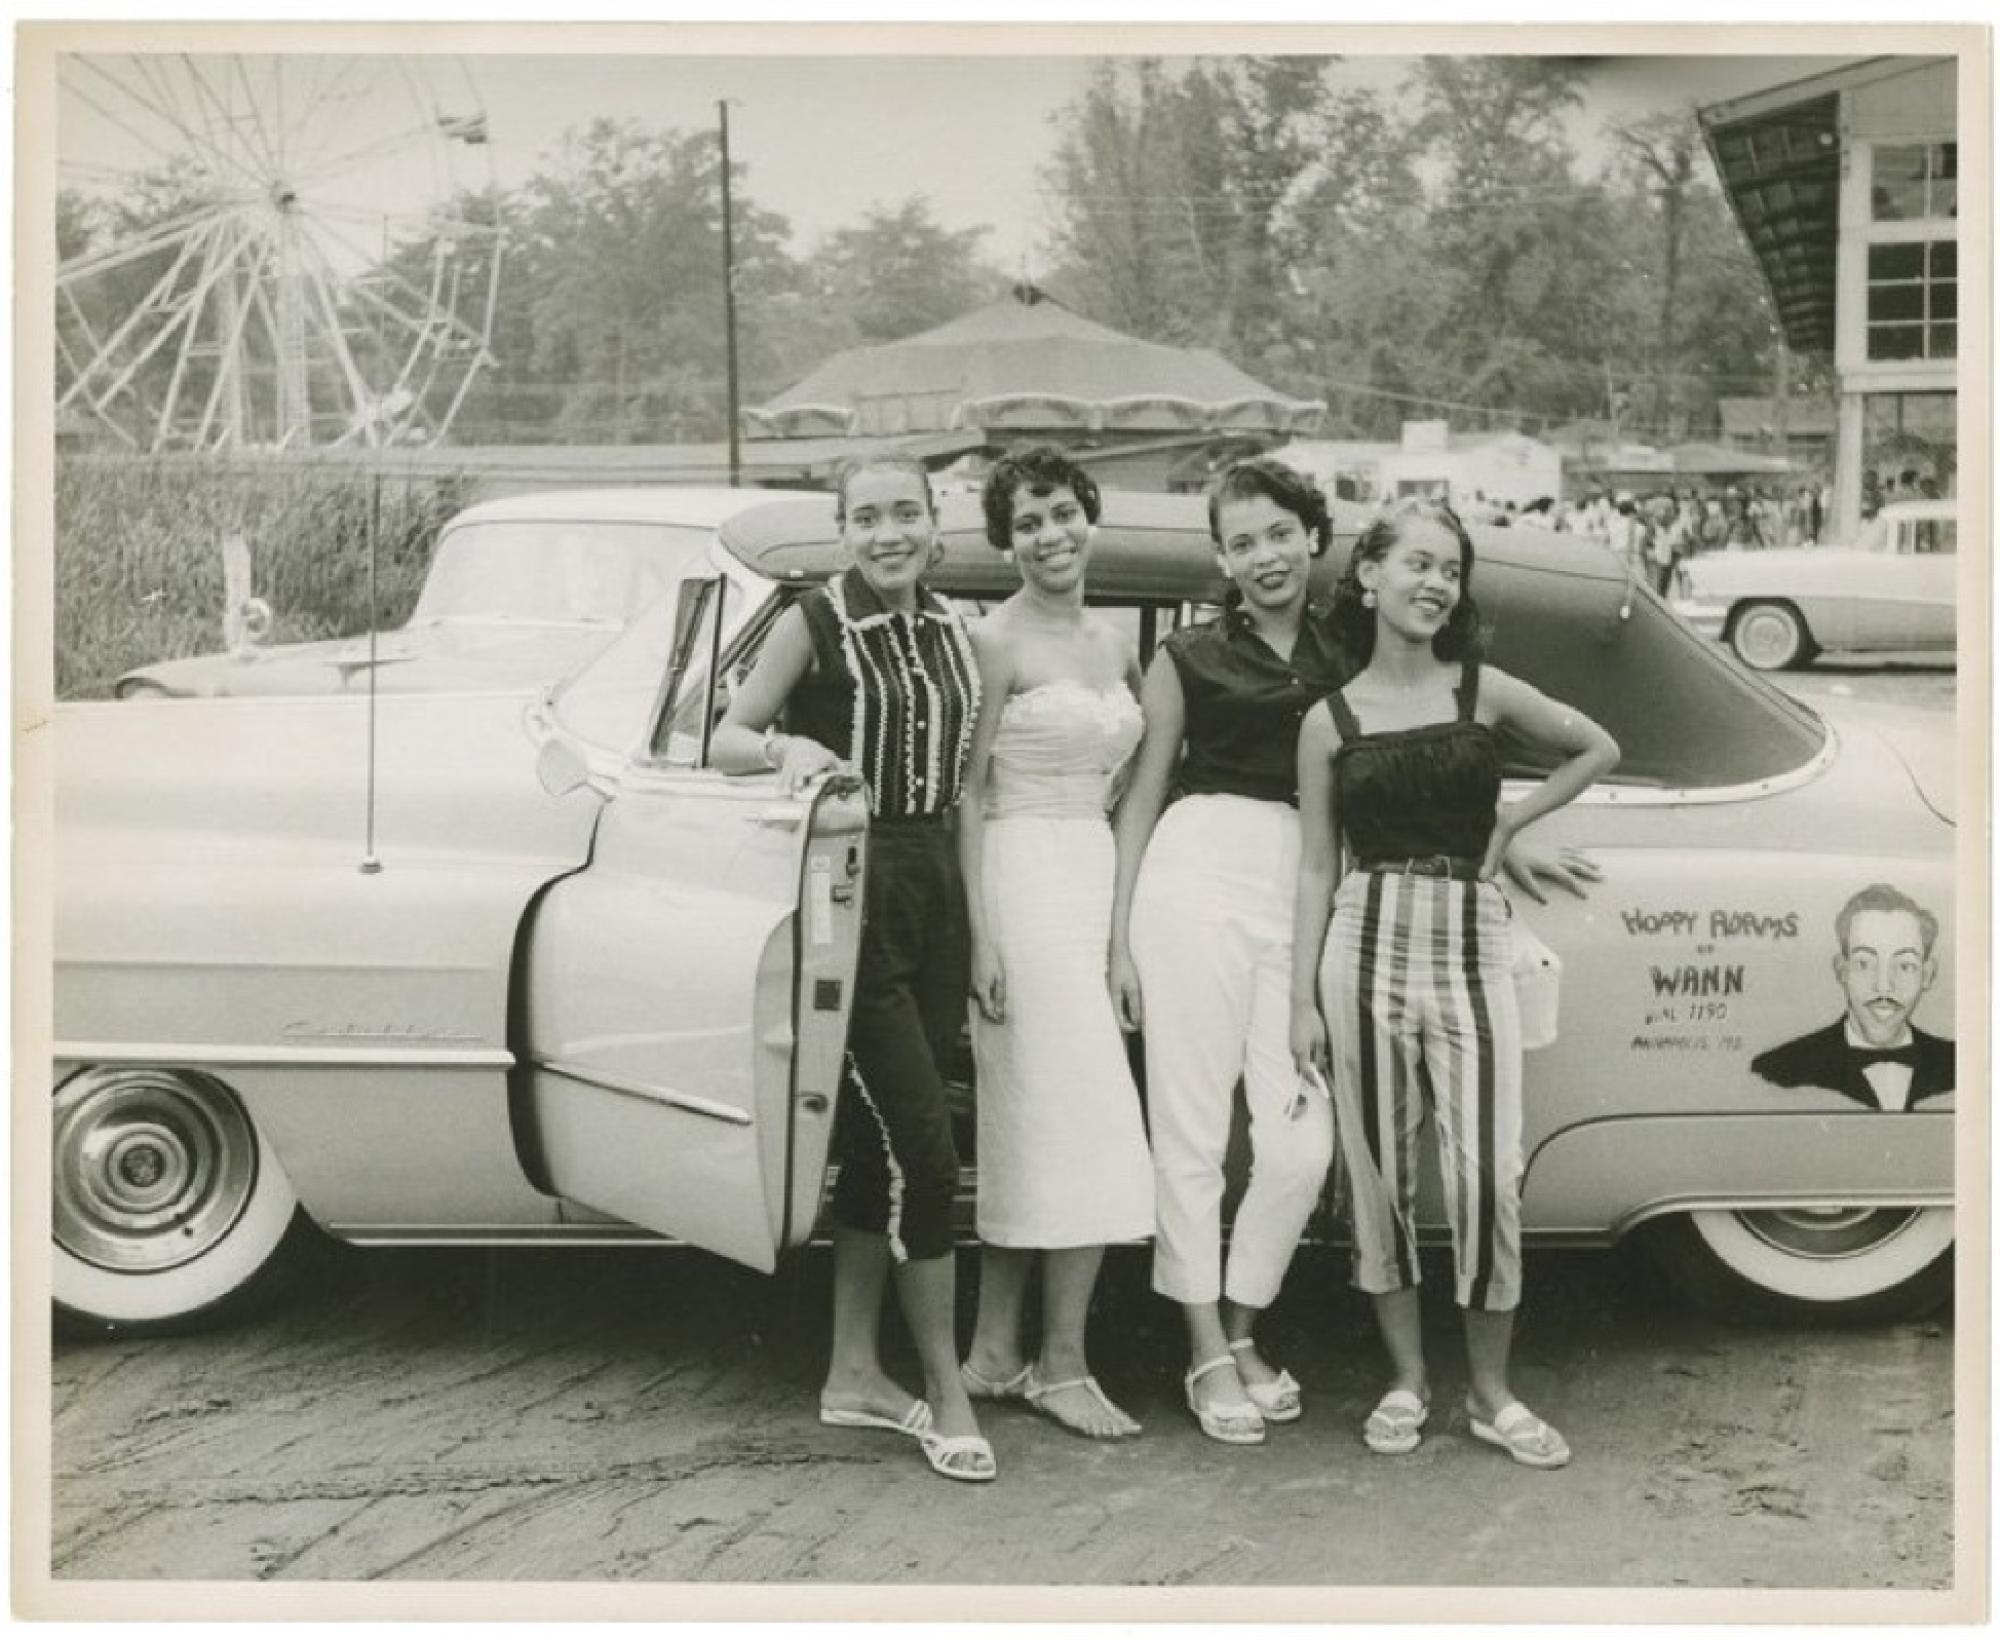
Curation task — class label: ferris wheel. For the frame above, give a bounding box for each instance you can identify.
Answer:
[56,55,503,452]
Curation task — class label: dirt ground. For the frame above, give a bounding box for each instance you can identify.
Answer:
[49,1241,1953,1590]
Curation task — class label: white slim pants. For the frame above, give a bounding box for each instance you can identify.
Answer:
[1130,795,1334,1308]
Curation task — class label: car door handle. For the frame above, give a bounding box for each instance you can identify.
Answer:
[758,803,806,829]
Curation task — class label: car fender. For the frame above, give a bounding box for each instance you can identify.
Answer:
[54,691,606,1230]
[1522,1112,1952,1241]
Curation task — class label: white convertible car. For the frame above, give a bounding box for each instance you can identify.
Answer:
[52,492,1957,1338]
[1671,499,1958,671]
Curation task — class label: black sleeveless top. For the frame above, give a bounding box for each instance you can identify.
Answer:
[781,568,980,820]
[1162,595,1350,806]
[1327,662,1502,866]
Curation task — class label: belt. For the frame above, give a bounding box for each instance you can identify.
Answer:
[1357,855,1482,881]
[869,810,952,832]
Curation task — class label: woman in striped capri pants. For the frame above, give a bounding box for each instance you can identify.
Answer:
[1291,499,1619,1470]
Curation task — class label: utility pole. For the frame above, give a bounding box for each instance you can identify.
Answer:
[718,99,742,489]
[1772,336,1792,460]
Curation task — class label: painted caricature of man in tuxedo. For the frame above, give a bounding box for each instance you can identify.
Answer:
[1751,883,1953,1111]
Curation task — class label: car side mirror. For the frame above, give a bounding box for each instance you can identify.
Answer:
[536,736,591,797]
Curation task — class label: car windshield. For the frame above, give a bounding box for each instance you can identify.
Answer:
[412,520,717,625]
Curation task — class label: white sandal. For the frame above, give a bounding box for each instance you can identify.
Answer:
[1468,1400,1571,1470]
[960,1360,1033,1401]
[1023,1368,1141,1439]
[818,1398,933,1437]
[1227,1337,1302,1423]
[1183,1355,1265,1445]
[918,1430,998,1483]
[1362,1388,1428,1455]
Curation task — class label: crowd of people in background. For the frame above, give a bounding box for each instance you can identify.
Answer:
[1460,483,1834,594]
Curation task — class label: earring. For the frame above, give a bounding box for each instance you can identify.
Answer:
[1362,589,1377,609]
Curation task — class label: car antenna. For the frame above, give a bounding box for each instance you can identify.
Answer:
[360,468,384,875]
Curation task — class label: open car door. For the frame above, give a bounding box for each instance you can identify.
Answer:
[516,578,867,1271]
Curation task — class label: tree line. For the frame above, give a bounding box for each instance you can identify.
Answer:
[59,56,1824,450]
[1042,57,1824,442]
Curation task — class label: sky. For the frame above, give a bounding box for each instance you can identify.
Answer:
[58,50,1859,273]
[471,53,1855,266]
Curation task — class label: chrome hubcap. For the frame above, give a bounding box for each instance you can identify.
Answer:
[54,1069,258,1273]
[1734,1205,1919,1260]
[1736,610,1797,667]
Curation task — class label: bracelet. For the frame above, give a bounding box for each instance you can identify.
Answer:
[762,726,789,770]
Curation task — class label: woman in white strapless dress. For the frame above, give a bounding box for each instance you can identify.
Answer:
[956,446,1156,1440]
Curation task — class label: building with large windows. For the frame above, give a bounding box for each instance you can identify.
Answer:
[1701,57,1958,541]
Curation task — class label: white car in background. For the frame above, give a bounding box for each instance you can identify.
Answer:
[1671,499,1957,671]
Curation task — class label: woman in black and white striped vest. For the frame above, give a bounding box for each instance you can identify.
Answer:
[714,456,994,1484]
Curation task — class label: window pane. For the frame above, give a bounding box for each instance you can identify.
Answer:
[1875,143,1926,180]
[1931,282,1957,320]
[1930,240,1956,279]
[1869,242,1926,280]
[1868,324,1925,360]
[1932,179,1957,219]
[1935,142,1957,180]
[1869,283,1926,322]
[1901,393,1955,440]
[1863,396,1902,437]
[1929,323,1955,359]
[1911,520,1956,556]
[1871,144,1927,220]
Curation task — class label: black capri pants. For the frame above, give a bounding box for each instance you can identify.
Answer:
[828,819,968,1262]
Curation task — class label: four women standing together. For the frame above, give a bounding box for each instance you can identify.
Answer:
[718,445,1616,1484]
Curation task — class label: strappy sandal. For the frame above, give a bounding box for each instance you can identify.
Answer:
[1362,1388,1428,1455]
[1023,1367,1141,1439]
[1183,1355,1265,1446]
[918,1430,998,1483]
[1227,1337,1302,1423]
[817,1397,933,1438]
[960,1360,1034,1401]
[1467,1400,1571,1470]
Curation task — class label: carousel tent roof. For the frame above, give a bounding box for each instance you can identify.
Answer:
[749,283,1323,440]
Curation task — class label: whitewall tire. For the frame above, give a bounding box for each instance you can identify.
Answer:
[1728,601,1815,671]
[1647,1205,1953,1325]
[54,1066,315,1335]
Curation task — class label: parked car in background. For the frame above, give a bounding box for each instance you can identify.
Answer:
[53,494,1955,1340]
[112,486,788,699]
[1670,498,1958,671]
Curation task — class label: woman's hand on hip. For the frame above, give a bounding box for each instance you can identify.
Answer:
[1497,832,1602,902]
[970,938,1007,1025]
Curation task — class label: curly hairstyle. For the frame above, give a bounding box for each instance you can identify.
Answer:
[831,453,935,525]
[979,442,1103,550]
[1204,456,1333,557]
[1329,498,1486,664]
